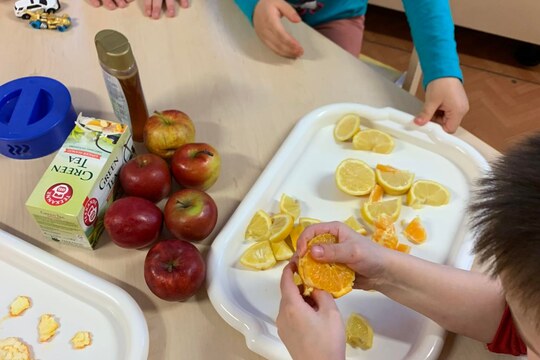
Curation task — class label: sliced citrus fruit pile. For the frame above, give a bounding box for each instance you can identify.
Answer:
[279,193,301,220]
[343,216,368,235]
[244,210,271,242]
[402,216,427,244]
[270,240,294,261]
[239,241,276,270]
[407,180,450,209]
[298,233,355,298]
[361,198,401,225]
[335,159,375,196]
[346,313,374,350]
[375,164,414,196]
[352,129,394,154]
[334,114,362,142]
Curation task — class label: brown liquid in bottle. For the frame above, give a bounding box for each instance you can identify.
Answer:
[118,75,148,142]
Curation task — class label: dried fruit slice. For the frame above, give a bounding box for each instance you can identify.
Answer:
[335,159,375,196]
[244,210,272,242]
[334,114,361,142]
[9,296,31,317]
[38,314,59,343]
[402,217,427,244]
[240,241,276,270]
[407,180,450,208]
[0,337,32,360]
[375,164,414,196]
[298,233,355,298]
[279,193,301,220]
[269,213,294,243]
[361,198,401,225]
[352,129,394,154]
[346,313,374,350]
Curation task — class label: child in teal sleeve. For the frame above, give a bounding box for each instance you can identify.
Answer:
[89,0,188,19]
[235,0,470,134]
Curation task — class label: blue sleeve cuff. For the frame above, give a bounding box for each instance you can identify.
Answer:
[234,0,260,25]
[402,0,463,88]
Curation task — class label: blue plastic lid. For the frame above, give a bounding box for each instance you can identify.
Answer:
[0,76,76,159]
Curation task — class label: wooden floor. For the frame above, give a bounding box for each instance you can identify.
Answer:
[362,6,540,153]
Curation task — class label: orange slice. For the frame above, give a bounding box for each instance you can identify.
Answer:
[402,217,427,244]
[298,234,355,298]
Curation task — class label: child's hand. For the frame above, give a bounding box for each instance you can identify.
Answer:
[295,221,387,290]
[276,263,346,359]
[145,0,190,19]
[89,0,134,10]
[253,0,304,58]
[413,77,469,134]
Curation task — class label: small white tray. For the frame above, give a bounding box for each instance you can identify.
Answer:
[0,229,149,360]
[207,103,489,360]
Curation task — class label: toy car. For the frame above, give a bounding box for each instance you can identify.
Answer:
[14,0,60,19]
[26,11,71,32]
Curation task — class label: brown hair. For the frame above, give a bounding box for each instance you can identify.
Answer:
[469,134,540,319]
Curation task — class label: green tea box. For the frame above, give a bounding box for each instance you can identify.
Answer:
[26,114,134,249]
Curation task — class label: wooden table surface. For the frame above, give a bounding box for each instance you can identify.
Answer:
[0,0,509,359]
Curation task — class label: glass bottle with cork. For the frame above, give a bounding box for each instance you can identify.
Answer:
[95,30,148,142]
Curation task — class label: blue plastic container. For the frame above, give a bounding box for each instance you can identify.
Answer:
[0,76,76,159]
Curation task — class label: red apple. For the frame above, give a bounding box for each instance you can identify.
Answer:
[164,189,218,241]
[104,197,163,249]
[143,110,196,159]
[171,143,221,191]
[120,153,171,202]
[144,239,206,301]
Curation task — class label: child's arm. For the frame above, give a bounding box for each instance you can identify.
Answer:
[296,222,506,343]
[235,0,304,58]
[402,0,469,133]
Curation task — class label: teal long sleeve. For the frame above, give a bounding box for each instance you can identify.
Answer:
[402,0,463,88]
[233,0,463,88]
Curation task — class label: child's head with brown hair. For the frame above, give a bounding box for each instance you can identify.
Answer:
[469,133,540,355]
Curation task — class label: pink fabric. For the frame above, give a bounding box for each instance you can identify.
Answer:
[313,16,366,56]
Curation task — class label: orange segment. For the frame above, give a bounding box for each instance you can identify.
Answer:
[368,184,384,203]
[372,214,398,249]
[298,234,355,298]
[402,217,427,244]
[396,243,412,254]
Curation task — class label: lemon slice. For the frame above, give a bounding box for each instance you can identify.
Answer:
[298,217,321,227]
[335,159,376,196]
[334,114,362,142]
[244,210,272,241]
[346,313,374,350]
[407,180,450,208]
[361,198,401,225]
[375,165,414,196]
[239,241,276,270]
[269,213,294,243]
[352,129,394,154]
[343,216,368,235]
[279,193,301,220]
[270,240,294,261]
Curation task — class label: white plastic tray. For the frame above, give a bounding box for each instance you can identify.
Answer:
[207,103,490,360]
[0,228,149,360]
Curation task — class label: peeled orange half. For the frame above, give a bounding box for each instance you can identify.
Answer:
[298,233,355,298]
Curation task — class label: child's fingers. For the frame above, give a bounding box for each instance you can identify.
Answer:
[114,0,129,8]
[280,263,303,304]
[276,1,301,23]
[101,0,118,9]
[179,0,189,8]
[151,0,164,19]
[414,101,439,126]
[165,0,176,16]
[88,0,102,7]
[267,20,303,57]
